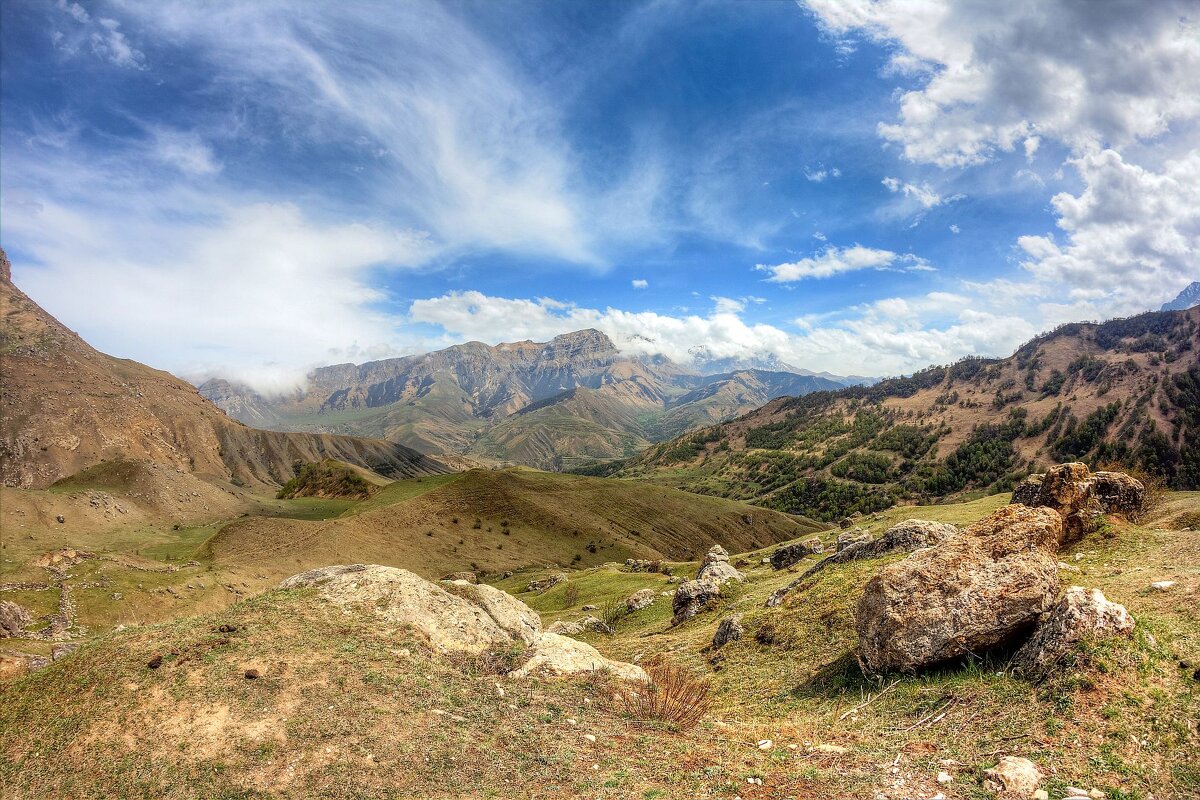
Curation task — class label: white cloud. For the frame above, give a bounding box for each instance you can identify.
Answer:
[2,164,431,393]
[631,279,648,289]
[1015,147,1200,314]
[407,286,1048,378]
[804,165,841,182]
[949,224,960,234]
[53,2,146,69]
[148,128,221,176]
[804,0,1200,166]
[757,244,929,282]
[881,176,956,209]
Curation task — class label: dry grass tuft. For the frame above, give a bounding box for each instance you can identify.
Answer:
[618,661,710,731]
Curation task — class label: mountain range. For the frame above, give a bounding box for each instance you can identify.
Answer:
[200,332,859,470]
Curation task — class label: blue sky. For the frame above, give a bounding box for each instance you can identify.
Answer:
[2,0,1197,390]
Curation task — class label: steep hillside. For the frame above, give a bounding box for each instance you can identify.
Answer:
[593,309,1200,520]
[202,468,825,586]
[0,250,445,490]
[200,335,845,469]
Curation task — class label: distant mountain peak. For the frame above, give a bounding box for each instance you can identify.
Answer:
[1161,281,1200,311]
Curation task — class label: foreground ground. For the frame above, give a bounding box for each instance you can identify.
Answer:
[1,488,1197,799]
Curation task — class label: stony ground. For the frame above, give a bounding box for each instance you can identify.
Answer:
[1,492,1197,799]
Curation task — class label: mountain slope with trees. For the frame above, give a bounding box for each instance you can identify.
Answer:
[586,308,1200,521]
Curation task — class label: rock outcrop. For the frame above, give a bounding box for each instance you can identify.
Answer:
[624,588,656,612]
[856,506,1061,675]
[280,564,644,681]
[525,573,567,593]
[510,632,647,682]
[696,545,744,584]
[769,540,820,570]
[0,601,34,638]
[442,579,542,646]
[1011,463,1145,543]
[712,614,744,649]
[671,578,722,626]
[766,519,958,607]
[1011,586,1134,680]
[804,519,958,579]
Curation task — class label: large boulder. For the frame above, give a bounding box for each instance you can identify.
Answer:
[671,578,722,626]
[856,506,1061,675]
[281,565,512,654]
[0,600,34,638]
[1011,586,1134,681]
[769,540,820,570]
[443,579,542,646]
[696,545,744,584]
[510,632,647,682]
[282,564,645,681]
[1012,463,1144,543]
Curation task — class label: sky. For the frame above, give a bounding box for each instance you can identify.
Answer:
[1,0,1197,392]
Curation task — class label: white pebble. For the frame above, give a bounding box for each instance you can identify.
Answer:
[936,771,952,784]
[757,739,773,750]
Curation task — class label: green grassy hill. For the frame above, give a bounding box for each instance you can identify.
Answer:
[586,308,1200,521]
[3,492,1196,799]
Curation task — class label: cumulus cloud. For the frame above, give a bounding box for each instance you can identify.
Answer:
[757,244,929,282]
[804,0,1200,313]
[804,0,1200,166]
[1015,148,1200,314]
[631,279,648,289]
[407,286,1049,378]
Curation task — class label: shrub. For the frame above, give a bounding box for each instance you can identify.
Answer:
[618,662,710,731]
[596,598,629,634]
[562,584,580,609]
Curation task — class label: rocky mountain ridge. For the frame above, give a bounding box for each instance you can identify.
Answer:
[200,331,852,469]
[1161,280,1200,311]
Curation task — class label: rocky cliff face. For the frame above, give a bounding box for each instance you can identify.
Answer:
[200,328,842,467]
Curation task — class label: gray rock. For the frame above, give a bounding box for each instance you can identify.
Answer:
[51,642,79,660]
[769,540,819,570]
[712,614,744,649]
[856,506,1061,675]
[837,531,871,552]
[0,600,34,638]
[525,572,568,593]
[671,578,722,626]
[1011,586,1134,681]
[624,588,655,612]
[696,545,744,584]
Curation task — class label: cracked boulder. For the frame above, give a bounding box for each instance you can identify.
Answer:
[856,506,1061,675]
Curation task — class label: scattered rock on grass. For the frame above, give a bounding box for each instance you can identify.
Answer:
[696,545,744,584]
[1011,586,1134,680]
[982,756,1043,797]
[712,614,743,649]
